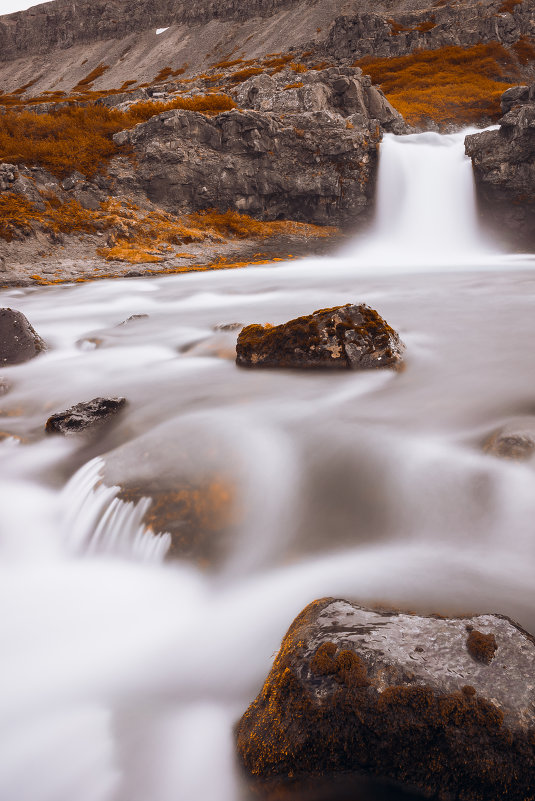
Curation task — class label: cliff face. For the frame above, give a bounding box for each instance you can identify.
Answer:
[0,0,303,61]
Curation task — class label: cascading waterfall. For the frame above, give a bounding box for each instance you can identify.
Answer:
[1,132,534,801]
[351,130,495,268]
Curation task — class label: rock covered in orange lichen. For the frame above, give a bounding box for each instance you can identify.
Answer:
[236,304,404,370]
[236,599,535,800]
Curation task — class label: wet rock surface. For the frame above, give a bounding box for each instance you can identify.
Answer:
[484,417,535,460]
[236,598,535,801]
[0,308,46,365]
[465,84,535,249]
[236,304,404,370]
[45,397,127,434]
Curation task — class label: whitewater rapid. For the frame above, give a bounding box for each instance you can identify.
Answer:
[1,131,535,801]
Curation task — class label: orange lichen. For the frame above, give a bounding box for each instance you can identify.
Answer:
[355,43,519,126]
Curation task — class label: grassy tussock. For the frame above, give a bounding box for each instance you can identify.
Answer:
[355,43,519,126]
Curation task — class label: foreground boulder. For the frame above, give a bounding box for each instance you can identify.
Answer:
[0,308,46,365]
[236,599,535,800]
[236,304,404,370]
[45,397,126,434]
[465,85,535,248]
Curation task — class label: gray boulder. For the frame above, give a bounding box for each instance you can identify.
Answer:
[236,598,535,800]
[0,308,46,365]
[236,304,404,370]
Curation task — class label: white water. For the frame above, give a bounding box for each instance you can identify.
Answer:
[1,131,535,801]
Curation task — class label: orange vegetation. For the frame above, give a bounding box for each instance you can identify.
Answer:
[284,82,304,90]
[498,0,523,12]
[512,35,535,65]
[355,43,519,126]
[230,67,264,83]
[0,94,236,177]
[73,63,110,90]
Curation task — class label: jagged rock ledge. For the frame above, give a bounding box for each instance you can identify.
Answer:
[236,598,535,800]
[465,84,535,250]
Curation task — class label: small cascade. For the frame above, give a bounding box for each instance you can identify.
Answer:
[352,131,495,269]
[62,458,171,562]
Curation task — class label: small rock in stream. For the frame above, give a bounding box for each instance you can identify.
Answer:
[0,308,46,365]
[236,599,535,801]
[236,304,404,370]
[484,418,535,461]
[45,397,127,434]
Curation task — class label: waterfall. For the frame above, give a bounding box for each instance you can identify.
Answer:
[351,131,495,269]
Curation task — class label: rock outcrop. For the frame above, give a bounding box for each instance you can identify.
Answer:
[45,396,127,434]
[0,308,46,365]
[484,417,535,460]
[465,85,535,249]
[236,598,535,800]
[112,68,403,229]
[236,304,404,369]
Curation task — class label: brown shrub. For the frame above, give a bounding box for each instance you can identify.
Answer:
[230,67,264,83]
[354,43,519,126]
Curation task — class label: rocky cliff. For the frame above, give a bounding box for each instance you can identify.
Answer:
[466,84,535,249]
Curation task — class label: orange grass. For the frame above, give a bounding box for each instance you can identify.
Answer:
[73,64,110,90]
[354,43,519,126]
[512,36,535,65]
[0,94,236,177]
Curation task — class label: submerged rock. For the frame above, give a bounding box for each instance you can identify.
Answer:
[0,308,46,366]
[45,397,127,434]
[483,417,535,461]
[236,304,404,370]
[236,599,535,800]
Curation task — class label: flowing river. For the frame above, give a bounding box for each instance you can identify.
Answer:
[1,131,535,801]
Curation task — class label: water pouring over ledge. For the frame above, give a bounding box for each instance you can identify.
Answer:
[1,131,535,801]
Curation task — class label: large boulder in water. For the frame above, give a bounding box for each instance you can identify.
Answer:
[0,308,46,365]
[236,304,404,370]
[45,397,127,434]
[236,599,535,800]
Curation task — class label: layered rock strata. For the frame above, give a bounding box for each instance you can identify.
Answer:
[236,598,535,800]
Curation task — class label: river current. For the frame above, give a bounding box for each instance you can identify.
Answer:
[1,132,534,801]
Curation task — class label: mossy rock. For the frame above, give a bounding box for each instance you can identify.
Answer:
[236,304,404,370]
[236,599,535,800]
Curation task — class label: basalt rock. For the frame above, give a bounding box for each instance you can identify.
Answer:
[111,98,384,229]
[45,396,127,434]
[0,308,46,365]
[465,85,535,249]
[236,304,404,370]
[236,598,535,801]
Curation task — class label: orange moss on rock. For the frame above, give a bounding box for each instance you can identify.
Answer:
[355,43,519,127]
[236,601,534,800]
[498,0,523,12]
[467,630,498,664]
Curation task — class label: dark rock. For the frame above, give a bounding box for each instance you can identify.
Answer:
[0,308,46,366]
[45,397,127,434]
[236,304,404,370]
[236,598,535,801]
[111,101,384,229]
[465,85,535,249]
[501,85,530,115]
